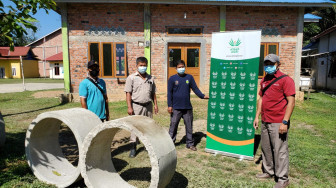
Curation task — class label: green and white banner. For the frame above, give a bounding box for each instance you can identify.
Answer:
[205,31,261,160]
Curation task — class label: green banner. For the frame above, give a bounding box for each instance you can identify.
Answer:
[205,31,261,160]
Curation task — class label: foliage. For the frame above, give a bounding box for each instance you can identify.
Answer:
[0,0,56,50]
[304,4,336,45]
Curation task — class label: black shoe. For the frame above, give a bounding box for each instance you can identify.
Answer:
[129,143,136,158]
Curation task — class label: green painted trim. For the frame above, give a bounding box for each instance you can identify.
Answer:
[61,5,70,93]
[144,4,151,74]
[220,19,226,32]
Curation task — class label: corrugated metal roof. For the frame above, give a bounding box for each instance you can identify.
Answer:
[46,52,63,61]
[55,0,334,7]
[312,25,336,40]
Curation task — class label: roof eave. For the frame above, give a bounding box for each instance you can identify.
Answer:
[54,0,334,8]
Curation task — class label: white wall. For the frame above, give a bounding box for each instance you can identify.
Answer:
[49,62,64,79]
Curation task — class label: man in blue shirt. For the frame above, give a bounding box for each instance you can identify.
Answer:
[167,60,209,151]
[79,60,110,121]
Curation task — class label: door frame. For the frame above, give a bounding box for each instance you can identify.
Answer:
[167,43,201,85]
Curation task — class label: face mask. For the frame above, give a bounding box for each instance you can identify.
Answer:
[264,65,277,75]
[138,66,147,74]
[89,70,99,77]
[177,67,185,74]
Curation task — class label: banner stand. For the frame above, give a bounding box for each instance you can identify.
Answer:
[205,30,261,160]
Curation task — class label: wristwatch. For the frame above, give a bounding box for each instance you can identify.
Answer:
[282,120,289,125]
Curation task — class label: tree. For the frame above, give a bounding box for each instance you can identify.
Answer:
[0,0,56,50]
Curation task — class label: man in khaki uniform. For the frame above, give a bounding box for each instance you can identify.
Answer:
[124,57,158,157]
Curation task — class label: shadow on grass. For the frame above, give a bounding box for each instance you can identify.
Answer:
[2,103,65,117]
[0,132,32,185]
[176,131,206,147]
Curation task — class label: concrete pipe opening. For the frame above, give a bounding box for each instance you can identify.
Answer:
[25,108,102,187]
[80,115,177,188]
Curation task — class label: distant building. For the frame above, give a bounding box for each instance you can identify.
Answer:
[46,52,64,79]
[26,28,62,78]
[302,25,336,90]
[0,47,39,79]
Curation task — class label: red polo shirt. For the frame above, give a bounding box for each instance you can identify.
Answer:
[258,70,296,123]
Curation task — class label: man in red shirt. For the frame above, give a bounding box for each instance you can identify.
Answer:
[253,54,295,188]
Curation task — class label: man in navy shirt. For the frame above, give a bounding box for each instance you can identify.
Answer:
[167,60,209,151]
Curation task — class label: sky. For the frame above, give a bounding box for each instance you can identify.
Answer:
[2,0,62,39]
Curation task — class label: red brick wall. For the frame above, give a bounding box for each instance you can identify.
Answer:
[66,4,299,93]
[67,3,144,93]
[226,6,298,78]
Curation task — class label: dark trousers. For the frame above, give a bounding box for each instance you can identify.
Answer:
[169,109,194,147]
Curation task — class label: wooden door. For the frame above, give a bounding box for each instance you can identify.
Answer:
[168,43,200,85]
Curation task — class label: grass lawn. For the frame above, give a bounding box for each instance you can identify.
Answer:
[0,78,64,84]
[0,90,335,187]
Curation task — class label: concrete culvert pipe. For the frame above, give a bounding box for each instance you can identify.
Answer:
[0,111,5,148]
[25,108,102,187]
[80,115,177,188]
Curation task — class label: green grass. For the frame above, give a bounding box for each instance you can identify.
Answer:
[0,78,64,84]
[0,91,335,187]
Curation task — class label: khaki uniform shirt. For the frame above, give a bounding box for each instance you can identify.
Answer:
[124,72,156,103]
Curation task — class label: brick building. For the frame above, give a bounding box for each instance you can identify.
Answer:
[55,0,333,94]
[27,28,63,78]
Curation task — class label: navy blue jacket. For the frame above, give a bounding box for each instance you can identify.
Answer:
[167,74,205,109]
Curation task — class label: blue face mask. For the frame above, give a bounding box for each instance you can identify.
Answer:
[138,66,147,74]
[177,67,185,74]
[264,65,277,75]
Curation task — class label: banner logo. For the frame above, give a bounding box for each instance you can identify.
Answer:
[229,38,242,54]
[221,72,227,79]
[246,128,253,136]
[210,102,216,109]
[212,82,218,89]
[248,105,254,113]
[248,94,255,101]
[221,82,227,89]
[238,104,244,112]
[210,112,216,120]
[229,92,235,100]
[238,115,244,123]
[231,72,237,80]
[239,93,245,100]
[229,103,235,111]
[219,113,225,121]
[219,124,224,131]
[239,82,245,90]
[220,92,226,99]
[219,102,225,110]
[228,114,234,122]
[227,125,233,133]
[212,72,218,79]
[240,72,246,80]
[211,91,217,99]
[237,127,243,134]
[230,82,236,89]
[247,116,253,124]
[210,123,215,130]
[250,72,256,80]
[249,83,256,91]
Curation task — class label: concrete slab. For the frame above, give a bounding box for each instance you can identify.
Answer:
[80,115,177,188]
[25,108,102,187]
[0,83,64,93]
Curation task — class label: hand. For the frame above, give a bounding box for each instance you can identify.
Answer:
[203,95,209,99]
[279,123,288,134]
[154,105,159,114]
[167,107,173,114]
[253,118,259,130]
[127,107,134,115]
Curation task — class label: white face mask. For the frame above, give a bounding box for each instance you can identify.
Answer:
[177,67,185,74]
[138,66,147,74]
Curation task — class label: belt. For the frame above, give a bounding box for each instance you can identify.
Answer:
[132,101,152,107]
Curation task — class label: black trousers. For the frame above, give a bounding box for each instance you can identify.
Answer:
[169,109,194,147]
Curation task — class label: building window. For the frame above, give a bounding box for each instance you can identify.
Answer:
[88,42,127,78]
[166,26,203,36]
[54,63,60,76]
[12,67,16,76]
[259,43,279,78]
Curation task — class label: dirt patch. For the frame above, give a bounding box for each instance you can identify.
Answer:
[33,90,64,98]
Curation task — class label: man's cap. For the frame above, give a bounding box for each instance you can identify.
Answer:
[264,54,280,63]
[87,60,99,68]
